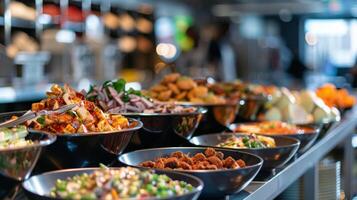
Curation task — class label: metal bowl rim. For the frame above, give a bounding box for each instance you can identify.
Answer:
[119,147,264,173]
[119,107,208,117]
[228,123,321,136]
[22,167,204,200]
[174,101,239,107]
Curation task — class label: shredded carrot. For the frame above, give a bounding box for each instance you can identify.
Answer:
[111,189,119,200]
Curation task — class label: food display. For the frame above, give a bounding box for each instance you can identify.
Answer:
[26,84,130,134]
[261,87,340,124]
[86,79,197,114]
[0,126,34,149]
[234,121,315,135]
[140,148,246,170]
[209,81,275,101]
[50,166,195,199]
[315,83,356,109]
[217,134,276,149]
[146,73,226,104]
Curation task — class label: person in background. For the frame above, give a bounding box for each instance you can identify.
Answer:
[207,21,237,82]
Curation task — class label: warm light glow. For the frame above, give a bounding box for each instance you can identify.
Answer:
[156,43,177,59]
[118,36,137,53]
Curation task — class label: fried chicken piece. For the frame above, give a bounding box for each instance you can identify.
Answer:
[204,148,216,157]
[180,155,193,165]
[236,159,246,168]
[192,153,206,162]
[230,162,240,169]
[223,156,236,168]
[168,83,180,95]
[215,151,224,160]
[179,161,192,170]
[164,157,179,169]
[155,159,165,169]
[171,151,184,159]
[205,164,218,170]
[140,161,155,168]
[176,78,197,90]
[158,90,172,101]
[207,156,223,168]
[163,73,180,83]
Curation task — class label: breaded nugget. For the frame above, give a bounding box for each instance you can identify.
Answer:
[158,90,172,101]
[177,78,197,90]
[163,73,180,83]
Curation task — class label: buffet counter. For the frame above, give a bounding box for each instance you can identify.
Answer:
[231,107,357,200]
[1,77,356,200]
[5,108,356,200]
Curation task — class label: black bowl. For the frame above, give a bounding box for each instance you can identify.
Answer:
[177,103,239,135]
[229,123,320,153]
[0,112,56,198]
[29,119,143,170]
[119,147,263,198]
[22,167,204,200]
[121,107,207,148]
[189,133,300,170]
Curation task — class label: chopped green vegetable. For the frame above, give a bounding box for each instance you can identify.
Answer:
[0,125,34,149]
[50,167,194,199]
[36,116,45,125]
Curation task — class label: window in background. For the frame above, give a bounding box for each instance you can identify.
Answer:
[304,19,357,74]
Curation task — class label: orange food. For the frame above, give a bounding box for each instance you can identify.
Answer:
[316,83,355,109]
[26,84,130,134]
[234,121,315,135]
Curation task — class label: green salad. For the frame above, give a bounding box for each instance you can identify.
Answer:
[217,134,276,149]
[50,166,195,199]
[0,126,34,149]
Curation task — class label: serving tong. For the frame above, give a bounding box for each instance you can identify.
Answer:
[0,104,77,128]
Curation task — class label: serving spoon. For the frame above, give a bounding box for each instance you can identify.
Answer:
[0,104,77,128]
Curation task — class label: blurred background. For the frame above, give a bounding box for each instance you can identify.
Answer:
[0,0,356,106]
[0,0,357,198]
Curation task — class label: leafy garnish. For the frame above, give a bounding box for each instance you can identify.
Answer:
[36,116,45,125]
[113,79,126,92]
[127,87,141,96]
[88,85,95,94]
[88,79,148,103]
